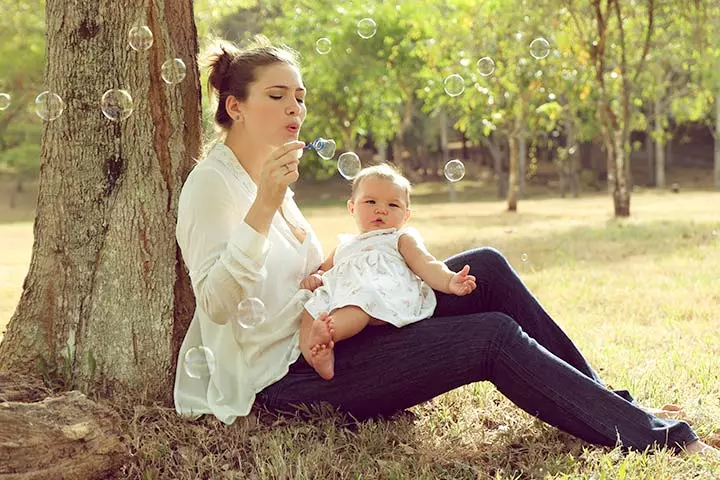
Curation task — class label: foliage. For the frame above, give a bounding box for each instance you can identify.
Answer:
[0,0,46,178]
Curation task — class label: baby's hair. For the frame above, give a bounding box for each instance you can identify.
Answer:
[203,35,301,132]
[351,163,412,205]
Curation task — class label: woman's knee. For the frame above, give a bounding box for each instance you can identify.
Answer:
[446,246,511,276]
[464,311,521,341]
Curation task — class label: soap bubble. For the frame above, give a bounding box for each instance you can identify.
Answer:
[184,346,216,379]
[101,89,134,121]
[161,58,186,84]
[357,18,377,39]
[35,91,65,121]
[304,137,336,159]
[337,152,361,180]
[529,37,550,59]
[444,159,465,182]
[128,25,153,51]
[476,57,495,76]
[443,74,465,97]
[0,93,10,110]
[236,297,266,329]
[315,38,332,55]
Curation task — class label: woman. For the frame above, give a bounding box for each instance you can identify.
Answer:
[174,36,718,458]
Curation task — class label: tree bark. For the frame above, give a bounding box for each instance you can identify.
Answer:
[507,135,519,212]
[0,0,201,403]
[439,110,456,201]
[608,130,631,216]
[645,127,655,187]
[654,99,666,188]
[518,132,526,197]
[0,390,127,478]
[715,93,720,190]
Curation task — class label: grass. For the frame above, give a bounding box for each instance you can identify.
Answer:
[1,176,720,479]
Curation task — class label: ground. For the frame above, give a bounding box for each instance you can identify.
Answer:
[1,169,719,479]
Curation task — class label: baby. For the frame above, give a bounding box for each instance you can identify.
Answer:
[298,163,477,380]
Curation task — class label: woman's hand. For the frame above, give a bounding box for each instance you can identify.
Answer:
[255,141,305,212]
[300,271,324,292]
[448,265,477,296]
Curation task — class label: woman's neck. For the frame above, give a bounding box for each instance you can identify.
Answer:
[224,133,264,184]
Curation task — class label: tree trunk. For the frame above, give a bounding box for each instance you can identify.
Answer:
[715,93,720,190]
[0,0,201,403]
[377,141,388,163]
[608,130,631,216]
[645,127,655,186]
[486,135,507,199]
[654,99,666,189]
[507,135,519,212]
[518,132,526,197]
[567,123,580,198]
[439,110,456,201]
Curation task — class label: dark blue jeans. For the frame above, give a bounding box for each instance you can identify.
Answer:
[259,248,698,453]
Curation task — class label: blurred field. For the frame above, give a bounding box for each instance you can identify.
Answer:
[1,177,719,477]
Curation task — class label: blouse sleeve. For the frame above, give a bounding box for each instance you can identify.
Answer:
[176,167,270,325]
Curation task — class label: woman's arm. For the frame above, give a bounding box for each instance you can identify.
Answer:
[398,232,476,295]
[176,167,271,324]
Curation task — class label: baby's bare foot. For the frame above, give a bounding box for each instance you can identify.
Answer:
[309,313,333,347]
[308,313,335,380]
[310,342,335,380]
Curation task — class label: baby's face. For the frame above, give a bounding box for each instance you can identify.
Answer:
[348,177,411,233]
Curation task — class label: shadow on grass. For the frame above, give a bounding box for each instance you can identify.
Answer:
[424,219,719,273]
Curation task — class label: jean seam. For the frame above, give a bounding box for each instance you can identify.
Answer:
[498,341,619,444]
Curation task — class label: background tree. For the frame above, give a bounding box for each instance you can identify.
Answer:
[0,0,201,402]
[0,0,46,201]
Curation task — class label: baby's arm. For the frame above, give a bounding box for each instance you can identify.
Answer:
[398,234,476,296]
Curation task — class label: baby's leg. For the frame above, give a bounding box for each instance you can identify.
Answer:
[327,305,374,341]
[308,306,374,381]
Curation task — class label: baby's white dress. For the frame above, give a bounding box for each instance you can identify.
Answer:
[304,227,437,327]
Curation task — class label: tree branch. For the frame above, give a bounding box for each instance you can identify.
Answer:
[631,0,655,85]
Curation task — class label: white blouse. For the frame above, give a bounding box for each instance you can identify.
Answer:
[174,143,324,424]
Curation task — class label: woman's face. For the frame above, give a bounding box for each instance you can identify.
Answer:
[231,62,307,151]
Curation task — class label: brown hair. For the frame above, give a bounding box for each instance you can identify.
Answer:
[204,35,301,131]
[351,163,412,206]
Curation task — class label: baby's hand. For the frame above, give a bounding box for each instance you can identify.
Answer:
[300,271,324,292]
[448,265,477,296]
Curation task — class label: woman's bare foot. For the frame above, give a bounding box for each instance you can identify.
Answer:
[644,403,687,420]
[308,313,335,380]
[683,440,720,459]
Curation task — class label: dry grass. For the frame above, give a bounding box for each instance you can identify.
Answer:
[1,178,720,478]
